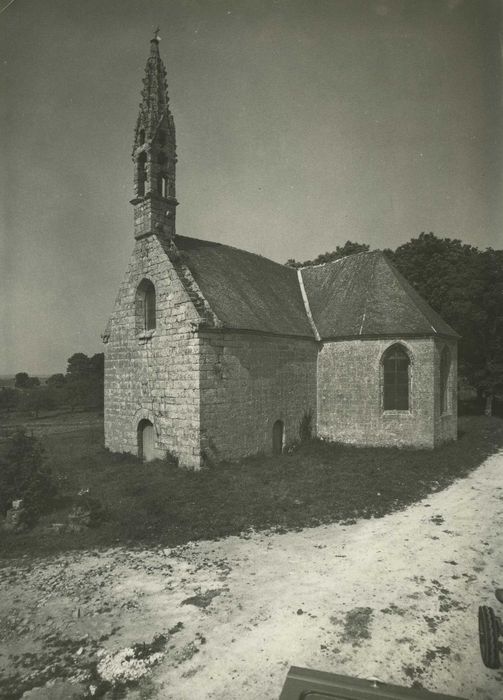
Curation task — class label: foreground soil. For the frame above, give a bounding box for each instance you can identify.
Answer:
[1,450,503,699]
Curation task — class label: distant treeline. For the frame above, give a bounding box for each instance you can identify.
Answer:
[0,353,104,416]
[286,233,503,416]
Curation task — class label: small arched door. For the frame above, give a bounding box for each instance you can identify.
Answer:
[138,419,155,462]
[272,420,284,455]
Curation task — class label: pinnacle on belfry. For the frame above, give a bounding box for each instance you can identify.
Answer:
[134,31,173,148]
[131,33,178,237]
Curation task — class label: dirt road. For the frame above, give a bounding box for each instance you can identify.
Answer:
[1,450,503,699]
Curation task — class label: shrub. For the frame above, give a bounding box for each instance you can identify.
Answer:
[0,429,57,523]
[299,409,313,443]
[165,449,179,468]
[73,490,108,527]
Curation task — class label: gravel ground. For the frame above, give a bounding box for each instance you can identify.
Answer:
[1,450,503,699]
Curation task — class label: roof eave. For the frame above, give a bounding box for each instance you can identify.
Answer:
[320,331,460,342]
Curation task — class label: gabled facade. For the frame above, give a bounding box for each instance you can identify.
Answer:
[103,36,458,469]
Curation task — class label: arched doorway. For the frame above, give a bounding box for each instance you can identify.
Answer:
[138,419,155,462]
[272,420,284,455]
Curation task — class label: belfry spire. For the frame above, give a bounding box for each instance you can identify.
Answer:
[131,31,178,241]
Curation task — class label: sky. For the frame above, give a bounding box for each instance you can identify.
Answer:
[1,0,502,376]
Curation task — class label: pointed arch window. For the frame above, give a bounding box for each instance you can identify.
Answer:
[136,279,156,332]
[382,345,410,410]
[440,346,451,414]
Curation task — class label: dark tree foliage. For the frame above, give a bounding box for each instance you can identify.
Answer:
[14,372,40,389]
[286,241,370,268]
[0,387,19,413]
[11,353,105,415]
[0,430,57,520]
[14,372,29,388]
[387,233,503,415]
[20,387,56,418]
[88,353,104,377]
[64,379,93,412]
[66,353,93,379]
[46,373,66,387]
[65,352,104,411]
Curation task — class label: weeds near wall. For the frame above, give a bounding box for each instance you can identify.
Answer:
[299,409,313,443]
[165,450,179,468]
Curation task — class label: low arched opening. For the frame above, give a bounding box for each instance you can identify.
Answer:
[272,420,284,456]
[138,419,155,462]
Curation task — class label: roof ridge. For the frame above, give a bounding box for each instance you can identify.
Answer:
[297,269,320,340]
[175,234,298,274]
[358,254,378,336]
[299,249,380,271]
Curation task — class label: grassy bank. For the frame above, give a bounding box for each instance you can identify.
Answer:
[1,415,502,558]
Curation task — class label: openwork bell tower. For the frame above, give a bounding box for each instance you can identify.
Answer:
[131,31,178,240]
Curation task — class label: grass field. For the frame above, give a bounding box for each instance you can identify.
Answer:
[1,414,503,558]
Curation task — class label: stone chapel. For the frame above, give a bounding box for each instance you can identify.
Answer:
[103,35,459,468]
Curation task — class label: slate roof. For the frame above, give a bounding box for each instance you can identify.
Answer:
[174,237,459,340]
[175,236,313,337]
[300,251,459,339]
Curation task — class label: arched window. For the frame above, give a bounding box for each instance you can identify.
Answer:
[440,346,451,414]
[136,279,156,332]
[139,128,146,145]
[382,344,410,410]
[137,152,147,196]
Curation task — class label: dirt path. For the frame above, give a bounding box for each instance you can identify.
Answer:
[1,451,503,699]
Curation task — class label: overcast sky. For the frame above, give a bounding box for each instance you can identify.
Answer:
[1,0,502,376]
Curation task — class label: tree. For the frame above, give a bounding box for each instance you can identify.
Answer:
[64,379,92,412]
[0,387,19,413]
[14,372,30,388]
[88,353,104,378]
[467,248,503,415]
[63,352,104,411]
[14,372,40,389]
[66,353,92,380]
[389,233,503,415]
[286,241,370,268]
[46,373,66,387]
[20,387,56,417]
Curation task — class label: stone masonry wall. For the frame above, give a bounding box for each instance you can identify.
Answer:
[317,337,452,449]
[104,235,202,468]
[199,332,318,462]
